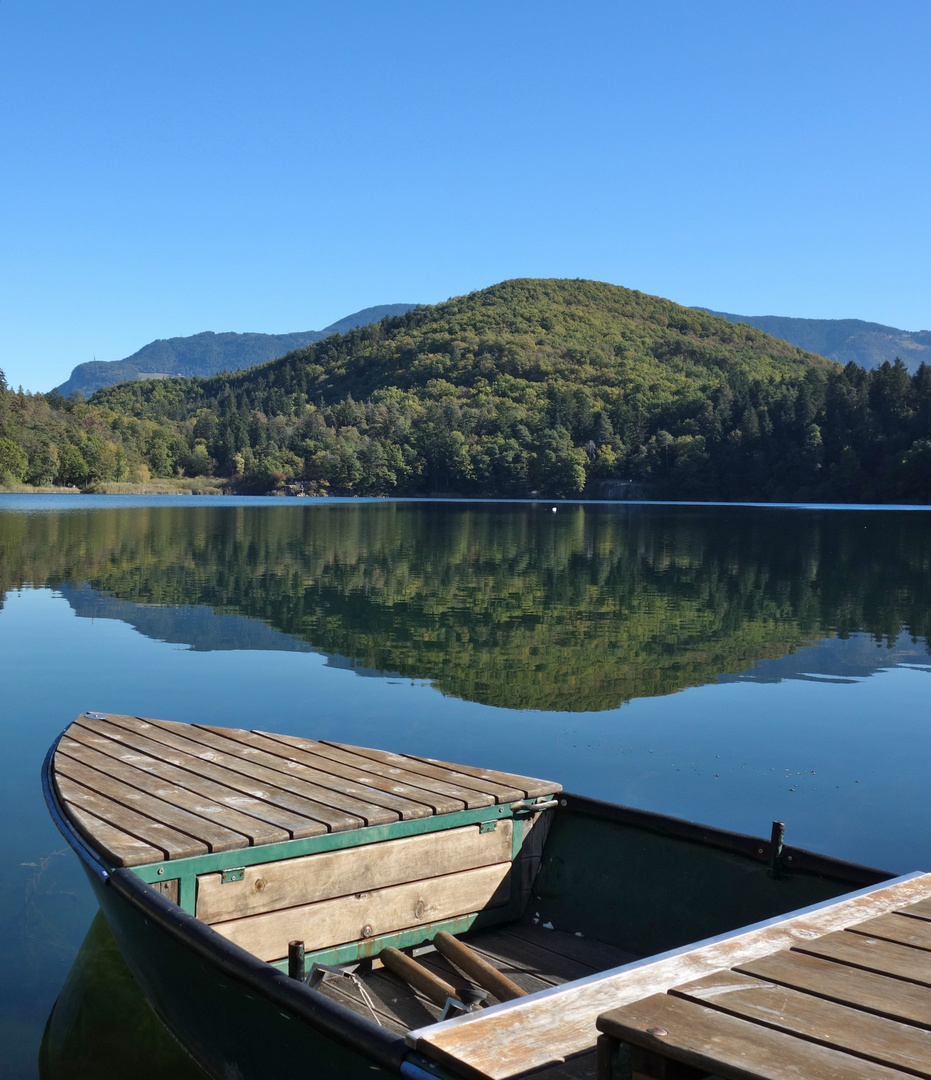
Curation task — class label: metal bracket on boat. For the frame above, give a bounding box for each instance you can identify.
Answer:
[307,962,384,1026]
[306,962,354,990]
[768,820,786,878]
[439,987,488,1021]
[509,798,560,816]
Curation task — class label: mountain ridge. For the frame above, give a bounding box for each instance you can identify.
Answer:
[701,309,931,372]
[53,304,418,398]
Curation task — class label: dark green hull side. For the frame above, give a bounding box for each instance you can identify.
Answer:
[83,865,402,1080]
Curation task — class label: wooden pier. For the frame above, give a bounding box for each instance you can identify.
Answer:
[596,875,931,1080]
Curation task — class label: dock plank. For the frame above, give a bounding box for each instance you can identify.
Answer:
[410,873,931,1080]
[737,948,931,1029]
[671,968,931,1078]
[796,929,931,985]
[596,992,911,1080]
[848,911,931,951]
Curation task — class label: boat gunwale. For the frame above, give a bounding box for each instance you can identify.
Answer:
[561,792,891,886]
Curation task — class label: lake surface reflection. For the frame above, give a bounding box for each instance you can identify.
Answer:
[1,495,930,1078]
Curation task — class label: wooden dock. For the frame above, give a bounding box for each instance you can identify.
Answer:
[409,874,931,1080]
[596,874,931,1080]
[51,712,560,867]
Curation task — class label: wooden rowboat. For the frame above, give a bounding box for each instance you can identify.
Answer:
[44,712,927,1080]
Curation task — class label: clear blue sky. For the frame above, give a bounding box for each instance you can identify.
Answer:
[2,1,929,392]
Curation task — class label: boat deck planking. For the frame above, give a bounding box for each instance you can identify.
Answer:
[51,713,560,867]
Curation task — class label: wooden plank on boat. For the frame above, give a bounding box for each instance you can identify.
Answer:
[54,774,210,861]
[195,822,513,923]
[146,721,399,827]
[96,714,364,833]
[73,714,330,841]
[294,740,493,810]
[595,992,913,1080]
[405,750,562,801]
[55,714,562,868]
[66,720,323,841]
[198,727,438,820]
[408,873,931,1080]
[212,861,512,962]
[58,736,292,847]
[54,754,247,854]
[57,800,165,866]
[324,741,554,804]
[251,730,462,812]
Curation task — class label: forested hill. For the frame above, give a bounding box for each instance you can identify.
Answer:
[54,304,418,397]
[3,278,930,502]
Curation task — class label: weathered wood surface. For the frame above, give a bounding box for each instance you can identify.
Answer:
[196,822,513,923]
[212,862,512,961]
[314,921,622,1037]
[598,993,913,1080]
[593,875,931,1080]
[410,873,931,1080]
[51,713,560,866]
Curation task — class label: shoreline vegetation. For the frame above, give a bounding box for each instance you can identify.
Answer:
[2,280,930,504]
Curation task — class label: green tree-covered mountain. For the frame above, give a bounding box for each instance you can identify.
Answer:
[703,310,931,373]
[53,304,417,397]
[3,278,931,502]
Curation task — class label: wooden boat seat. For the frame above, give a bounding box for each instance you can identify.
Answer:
[408,873,931,1080]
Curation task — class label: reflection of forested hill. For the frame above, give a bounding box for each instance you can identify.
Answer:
[58,587,314,653]
[2,502,929,711]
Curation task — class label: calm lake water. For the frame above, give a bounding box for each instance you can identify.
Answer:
[2,495,930,1079]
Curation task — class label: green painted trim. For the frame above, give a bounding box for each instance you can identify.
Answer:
[271,913,484,972]
[125,797,558,919]
[129,799,556,883]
